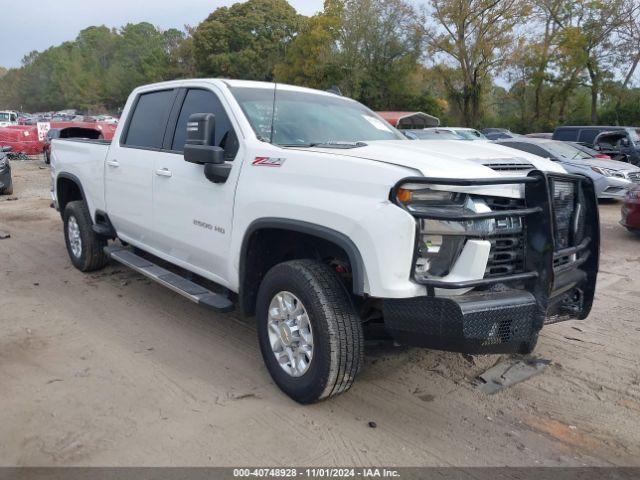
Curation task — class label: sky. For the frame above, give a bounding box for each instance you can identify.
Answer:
[0,0,325,69]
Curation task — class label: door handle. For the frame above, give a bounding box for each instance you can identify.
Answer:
[106,159,120,167]
[155,168,173,177]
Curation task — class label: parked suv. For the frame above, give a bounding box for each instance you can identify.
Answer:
[552,125,640,147]
[50,79,600,403]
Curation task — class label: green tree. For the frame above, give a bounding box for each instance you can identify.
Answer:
[192,0,301,80]
[427,0,530,127]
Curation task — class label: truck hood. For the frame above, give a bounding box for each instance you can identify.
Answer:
[303,140,566,198]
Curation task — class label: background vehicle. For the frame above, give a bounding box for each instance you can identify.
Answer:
[0,146,13,195]
[592,130,640,165]
[0,111,18,127]
[481,128,520,140]
[497,138,640,199]
[43,126,104,164]
[552,125,640,148]
[570,142,611,160]
[51,79,599,404]
[525,133,553,139]
[403,129,463,140]
[621,186,640,235]
[423,127,487,140]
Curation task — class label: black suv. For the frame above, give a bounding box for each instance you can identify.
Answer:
[552,126,640,165]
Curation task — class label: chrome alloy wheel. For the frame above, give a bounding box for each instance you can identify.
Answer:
[267,291,314,377]
[67,216,82,259]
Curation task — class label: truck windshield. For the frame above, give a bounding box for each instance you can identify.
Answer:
[229,86,405,147]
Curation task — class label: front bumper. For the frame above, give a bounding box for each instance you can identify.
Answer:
[597,176,633,199]
[621,198,640,231]
[384,171,600,354]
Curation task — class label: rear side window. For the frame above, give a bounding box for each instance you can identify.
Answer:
[553,128,579,141]
[578,129,600,144]
[504,142,550,158]
[123,89,175,149]
[172,89,236,160]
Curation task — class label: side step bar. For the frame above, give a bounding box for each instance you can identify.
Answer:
[104,246,234,313]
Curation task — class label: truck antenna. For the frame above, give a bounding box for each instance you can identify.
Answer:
[269,82,277,144]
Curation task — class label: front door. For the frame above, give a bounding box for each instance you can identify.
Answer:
[151,87,242,285]
[105,88,177,245]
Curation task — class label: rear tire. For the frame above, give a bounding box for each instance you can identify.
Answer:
[63,200,108,272]
[2,182,13,195]
[256,260,364,404]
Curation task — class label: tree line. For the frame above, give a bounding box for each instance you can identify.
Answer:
[0,0,639,132]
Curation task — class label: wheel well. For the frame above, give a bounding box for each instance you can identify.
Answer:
[240,227,359,316]
[56,177,83,215]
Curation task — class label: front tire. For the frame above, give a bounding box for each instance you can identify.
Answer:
[256,260,364,404]
[63,200,108,272]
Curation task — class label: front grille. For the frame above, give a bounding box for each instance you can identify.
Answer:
[551,180,576,249]
[627,172,640,183]
[486,234,525,277]
[482,197,527,278]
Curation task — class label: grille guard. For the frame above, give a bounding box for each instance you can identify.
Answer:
[391,170,600,323]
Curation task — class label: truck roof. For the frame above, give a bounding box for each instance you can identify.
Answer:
[132,78,342,98]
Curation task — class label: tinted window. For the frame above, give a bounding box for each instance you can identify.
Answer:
[124,89,175,149]
[553,128,579,141]
[578,129,601,144]
[503,142,550,158]
[172,89,236,159]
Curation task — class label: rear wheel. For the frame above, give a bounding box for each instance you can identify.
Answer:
[256,260,364,404]
[2,182,12,195]
[63,200,108,272]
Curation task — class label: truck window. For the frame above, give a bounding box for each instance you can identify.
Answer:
[578,129,600,144]
[123,89,175,149]
[553,128,579,141]
[172,89,236,159]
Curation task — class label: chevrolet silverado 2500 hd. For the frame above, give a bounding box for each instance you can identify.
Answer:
[51,79,599,403]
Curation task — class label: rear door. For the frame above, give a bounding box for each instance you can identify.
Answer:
[151,86,242,284]
[105,88,177,245]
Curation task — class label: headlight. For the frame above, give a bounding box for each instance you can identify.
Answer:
[591,166,625,178]
[396,185,524,280]
[396,186,466,213]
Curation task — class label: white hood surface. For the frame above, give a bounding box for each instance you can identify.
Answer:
[303,140,566,198]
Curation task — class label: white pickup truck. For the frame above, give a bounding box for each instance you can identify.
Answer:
[51,79,599,403]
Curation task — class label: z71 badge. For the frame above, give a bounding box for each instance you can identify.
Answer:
[252,156,286,167]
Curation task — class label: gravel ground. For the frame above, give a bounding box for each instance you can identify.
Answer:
[1,158,639,466]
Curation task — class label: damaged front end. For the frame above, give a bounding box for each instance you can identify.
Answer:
[383,171,599,354]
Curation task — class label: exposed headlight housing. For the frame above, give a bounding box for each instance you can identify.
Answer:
[591,166,625,178]
[396,185,524,280]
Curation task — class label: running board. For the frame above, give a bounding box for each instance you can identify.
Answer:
[105,246,234,313]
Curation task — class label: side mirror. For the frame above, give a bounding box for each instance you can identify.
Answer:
[183,113,231,183]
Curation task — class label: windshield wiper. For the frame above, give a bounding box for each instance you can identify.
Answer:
[308,141,368,149]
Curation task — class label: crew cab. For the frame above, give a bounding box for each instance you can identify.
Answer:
[50,79,600,403]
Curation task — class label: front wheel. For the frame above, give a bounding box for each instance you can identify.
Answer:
[63,200,108,272]
[256,260,364,404]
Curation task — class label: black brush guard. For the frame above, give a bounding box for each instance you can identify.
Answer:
[383,170,600,354]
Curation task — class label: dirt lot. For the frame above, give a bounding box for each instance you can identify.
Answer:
[1,158,639,467]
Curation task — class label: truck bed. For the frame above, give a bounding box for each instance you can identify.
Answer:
[51,138,111,217]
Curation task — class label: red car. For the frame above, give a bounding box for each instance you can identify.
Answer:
[621,186,640,234]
